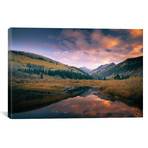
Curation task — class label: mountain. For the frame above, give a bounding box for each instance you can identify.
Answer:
[79,67,92,74]
[8,50,93,80]
[8,50,143,80]
[90,63,116,78]
[91,56,143,79]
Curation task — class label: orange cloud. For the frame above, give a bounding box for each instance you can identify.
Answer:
[128,29,143,38]
[91,30,122,49]
[129,44,143,57]
[102,37,121,49]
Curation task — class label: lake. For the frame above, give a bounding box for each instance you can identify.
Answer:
[10,88,142,118]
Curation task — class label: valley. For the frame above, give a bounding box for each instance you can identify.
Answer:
[8,50,143,117]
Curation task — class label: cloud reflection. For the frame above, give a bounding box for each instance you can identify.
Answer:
[47,94,142,117]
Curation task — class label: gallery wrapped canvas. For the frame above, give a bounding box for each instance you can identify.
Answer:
[8,28,143,119]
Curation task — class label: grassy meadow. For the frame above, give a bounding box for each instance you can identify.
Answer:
[9,77,143,113]
[11,77,143,97]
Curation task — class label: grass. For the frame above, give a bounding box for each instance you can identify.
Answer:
[9,77,143,113]
[97,77,143,100]
[11,77,143,99]
[11,79,100,92]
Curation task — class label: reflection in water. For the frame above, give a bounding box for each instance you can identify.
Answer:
[11,89,142,118]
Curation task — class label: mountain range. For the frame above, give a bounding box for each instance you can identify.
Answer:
[89,56,143,79]
[8,50,143,80]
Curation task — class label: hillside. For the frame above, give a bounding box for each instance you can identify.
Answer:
[8,50,92,80]
[8,51,143,80]
[90,63,116,78]
[91,56,143,79]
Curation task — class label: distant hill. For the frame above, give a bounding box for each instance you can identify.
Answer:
[90,56,143,79]
[79,67,92,74]
[90,63,116,78]
[8,50,93,80]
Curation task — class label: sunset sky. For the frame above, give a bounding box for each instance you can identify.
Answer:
[9,28,143,69]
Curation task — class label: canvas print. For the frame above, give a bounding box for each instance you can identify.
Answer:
[8,28,143,118]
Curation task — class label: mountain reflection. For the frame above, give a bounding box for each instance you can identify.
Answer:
[12,89,142,118]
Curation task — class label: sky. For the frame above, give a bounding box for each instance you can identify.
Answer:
[9,28,143,69]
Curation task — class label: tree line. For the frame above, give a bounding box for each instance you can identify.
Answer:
[18,63,130,80]
[18,63,93,80]
[97,74,130,80]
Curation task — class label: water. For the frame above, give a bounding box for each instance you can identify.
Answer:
[11,88,142,118]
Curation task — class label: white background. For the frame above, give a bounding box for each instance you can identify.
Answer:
[0,0,148,148]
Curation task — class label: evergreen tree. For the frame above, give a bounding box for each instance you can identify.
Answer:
[40,73,43,79]
[103,77,106,80]
[114,74,120,80]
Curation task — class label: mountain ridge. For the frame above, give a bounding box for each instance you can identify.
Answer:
[91,56,143,79]
[90,62,116,78]
[9,50,87,73]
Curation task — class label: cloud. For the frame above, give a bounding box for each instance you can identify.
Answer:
[91,30,122,49]
[129,44,143,57]
[61,29,84,38]
[128,29,143,38]
[43,43,60,51]
[45,29,143,68]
